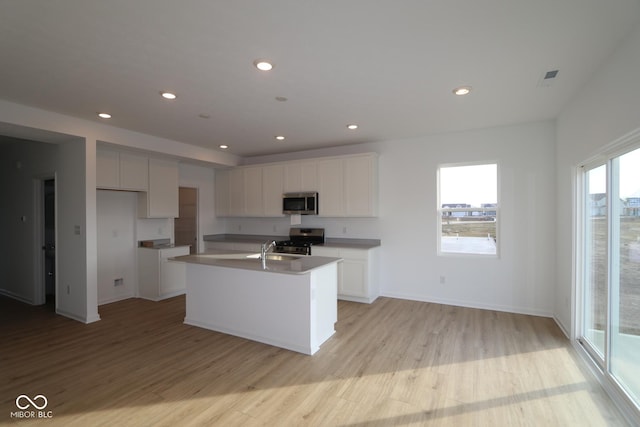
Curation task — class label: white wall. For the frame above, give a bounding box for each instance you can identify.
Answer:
[230,120,557,316]
[556,22,640,335]
[0,139,57,303]
[97,191,137,304]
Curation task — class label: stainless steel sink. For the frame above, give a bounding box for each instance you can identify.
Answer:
[264,254,300,261]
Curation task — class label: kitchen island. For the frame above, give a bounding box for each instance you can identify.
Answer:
[171,251,341,355]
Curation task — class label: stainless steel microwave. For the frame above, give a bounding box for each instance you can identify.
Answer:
[283,192,318,215]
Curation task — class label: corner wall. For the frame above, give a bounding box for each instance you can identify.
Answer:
[556,22,640,335]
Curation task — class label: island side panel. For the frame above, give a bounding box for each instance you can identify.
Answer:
[183,263,314,354]
[310,263,338,348]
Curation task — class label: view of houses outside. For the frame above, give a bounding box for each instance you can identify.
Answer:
[439,164,497,255]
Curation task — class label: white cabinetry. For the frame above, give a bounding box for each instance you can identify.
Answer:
[97,149,148,191]
[344,154,377,216]
[215,165,284,217]
[214,153,377,218]
[96,149,120,189]
[317,158,345,216]
[244,166,264,216]
[119,152,148,191]
[138,158,179,218]
[262,164,284,216]
[138,246,190,301]
[283,161,318,193]
[214,169,230,217]
[228,168,244,216]
[312,245,379,303]
[317,154,378,217]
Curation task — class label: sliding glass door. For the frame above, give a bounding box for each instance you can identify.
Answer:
[610,148,640,405]
[583,163,607,361]
[581,147,640,411]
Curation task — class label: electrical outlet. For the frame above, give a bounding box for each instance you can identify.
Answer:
[273,225,277,233]
[342,226,347,234]
[66,285,70,294]
[114,278,124,287]
[439,276,446,284]
[158,227,163,235]
[238,225,242,231]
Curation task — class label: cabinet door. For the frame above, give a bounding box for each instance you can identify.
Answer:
[340,259,367,297]
[215,169,230,217]
[317,159,344,216]
[119,153,148,191]
[146,158,179,218]
[228,168,245,216]
[262,164,284,217]
[344,155,376,216]
[96,149,119,189]
[283,161,318,193]
[243,167,263,216]
[159,247,189,296]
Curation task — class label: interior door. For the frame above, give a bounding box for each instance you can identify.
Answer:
[174,187,198,254]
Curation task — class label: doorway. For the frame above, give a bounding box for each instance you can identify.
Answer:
[174,187,198,254]
[42,178,56,307]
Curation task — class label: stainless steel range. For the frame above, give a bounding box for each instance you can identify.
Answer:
[273,228,325,255]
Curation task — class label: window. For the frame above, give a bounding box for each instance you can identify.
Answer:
[438,163,498,255]
[580,145,640,415]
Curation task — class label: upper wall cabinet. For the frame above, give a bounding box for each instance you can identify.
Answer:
[317,154,378,217]
[262,164,285,217]
[215,165,285,217]
[96,149,148,191]
[214,169,230,217]
[283,160,318,193]
[215,153,378,218]
[138,158,179,218]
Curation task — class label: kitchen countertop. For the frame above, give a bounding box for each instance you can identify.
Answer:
[171,249,342,275]
[203,234,381,249]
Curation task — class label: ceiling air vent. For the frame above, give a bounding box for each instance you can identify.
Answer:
[538,69,559,88]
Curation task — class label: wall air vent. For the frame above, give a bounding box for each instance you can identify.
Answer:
[538,69,559,87]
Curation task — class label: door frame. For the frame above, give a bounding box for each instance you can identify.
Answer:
[33,173,57,306]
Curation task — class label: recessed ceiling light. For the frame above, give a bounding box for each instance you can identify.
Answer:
[275,96,288,102]
[160,91,177,100]
[254,59,274,71]
[219,144,229,149]
[275,135,285,141]
[453,86,472,96]
[97,112,112,119]
[198,113,211,119]
[347,124,359,130]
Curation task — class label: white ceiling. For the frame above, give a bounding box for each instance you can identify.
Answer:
[1,1,639,158]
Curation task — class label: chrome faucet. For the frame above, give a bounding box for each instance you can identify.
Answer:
[261,240,277,260]
[260,240,277,269]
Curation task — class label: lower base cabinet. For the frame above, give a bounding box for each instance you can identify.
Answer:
[138,246,190,301]
[312,246,379,303]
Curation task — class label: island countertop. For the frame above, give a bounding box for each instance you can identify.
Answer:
[171,249,342,275]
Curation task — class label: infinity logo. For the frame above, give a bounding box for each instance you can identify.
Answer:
[15,395,48,410]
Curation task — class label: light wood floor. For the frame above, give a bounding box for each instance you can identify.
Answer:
[0,295,627,426]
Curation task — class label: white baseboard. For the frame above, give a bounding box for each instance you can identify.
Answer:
[379,291,553,318]
[0,288,34,305]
